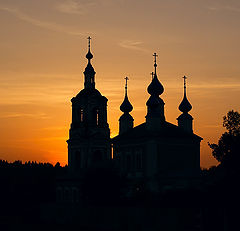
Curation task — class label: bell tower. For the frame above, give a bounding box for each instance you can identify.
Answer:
[67,37,111,172]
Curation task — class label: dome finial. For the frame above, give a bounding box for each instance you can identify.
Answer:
[88,36,91,49]
[86,36,93,61]
[125,76,129,96]
[153,52,158,76]
[179,75,192,113]
[183,75,187,97]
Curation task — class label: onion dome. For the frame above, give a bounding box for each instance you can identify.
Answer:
[179,76,192,113]
[120,95,133,113]
[120,77,133,113]
[86,50,93,60]
[147,74,164,96]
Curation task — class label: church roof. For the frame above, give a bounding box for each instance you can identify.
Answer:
[112,121,202,142]
[72,88,108,103]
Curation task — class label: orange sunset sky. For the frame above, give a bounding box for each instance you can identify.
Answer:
[0,0,240,168]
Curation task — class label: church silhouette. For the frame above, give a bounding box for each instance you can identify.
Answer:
[57,37,202,203]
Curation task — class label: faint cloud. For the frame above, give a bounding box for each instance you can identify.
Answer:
[207,5,240,13]
[0,6,87,36]
[56,0,95,15]
[0,113,50,119]
[191,83,240,89]
[119,40,149,53]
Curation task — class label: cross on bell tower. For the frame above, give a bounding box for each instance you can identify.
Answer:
[87,36,91,49]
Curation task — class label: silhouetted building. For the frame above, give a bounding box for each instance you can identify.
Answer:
[57,38,202,203]
[112,54,202,192]
[67,37,111,173]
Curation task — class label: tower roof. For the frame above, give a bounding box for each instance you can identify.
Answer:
[86,36,93,60]
[120,77,133,113]
[178,76,192,113]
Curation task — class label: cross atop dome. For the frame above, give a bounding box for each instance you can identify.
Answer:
[153,52,158,75]
[87,36,91,49]
[183,75,187,96]
[125,76,129,94]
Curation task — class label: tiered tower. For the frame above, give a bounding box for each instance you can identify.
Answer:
[67,37,111,172]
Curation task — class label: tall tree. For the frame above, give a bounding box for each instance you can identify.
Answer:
[208,110,240,167]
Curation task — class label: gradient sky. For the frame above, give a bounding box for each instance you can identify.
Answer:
[0,0,240,167]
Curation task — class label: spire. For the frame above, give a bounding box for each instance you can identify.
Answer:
[120,77,133,113]
[147,53,164,96]
[178,76,192,113]
[84,36,96,89]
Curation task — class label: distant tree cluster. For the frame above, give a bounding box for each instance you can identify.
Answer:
[0,159,65,168]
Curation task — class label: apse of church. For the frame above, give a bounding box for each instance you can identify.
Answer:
[67,37,111,173]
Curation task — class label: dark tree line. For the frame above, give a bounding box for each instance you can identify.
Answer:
[0,160,67,214]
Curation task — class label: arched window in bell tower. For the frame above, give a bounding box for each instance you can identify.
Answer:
[96,109,99,126]
[93,108,100,126]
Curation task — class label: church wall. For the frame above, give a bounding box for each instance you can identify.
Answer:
[156,138,200,177]
[113,143,145,178]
